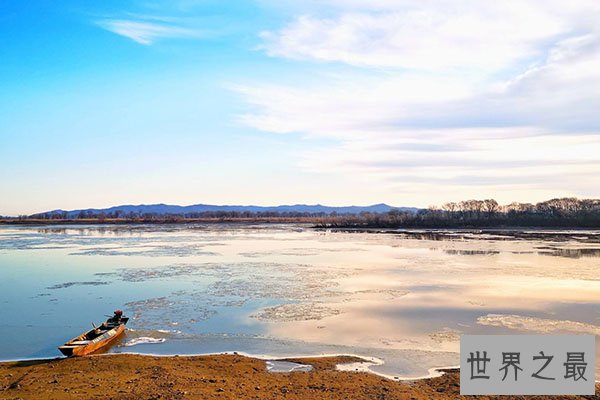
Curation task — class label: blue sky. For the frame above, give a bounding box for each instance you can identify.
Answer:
[1,1,600,215]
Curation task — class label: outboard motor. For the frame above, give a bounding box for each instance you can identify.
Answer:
[110,309,123,324]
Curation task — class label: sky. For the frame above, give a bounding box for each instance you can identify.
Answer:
[1,0,600,215]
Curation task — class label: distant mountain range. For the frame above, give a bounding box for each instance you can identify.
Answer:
[35,203,419,218]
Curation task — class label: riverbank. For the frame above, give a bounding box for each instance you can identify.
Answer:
[1,353,597,399]
[0,218,318,225]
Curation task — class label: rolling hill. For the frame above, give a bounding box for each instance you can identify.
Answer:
[35,203,419,218]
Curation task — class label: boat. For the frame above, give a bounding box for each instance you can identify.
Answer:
[58,310,129,357]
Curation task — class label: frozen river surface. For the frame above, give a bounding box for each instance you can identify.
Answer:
[0,224,599,378]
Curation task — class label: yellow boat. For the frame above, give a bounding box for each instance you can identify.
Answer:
[58,311,128,357]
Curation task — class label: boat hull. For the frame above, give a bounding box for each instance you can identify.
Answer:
[58,323,126,357]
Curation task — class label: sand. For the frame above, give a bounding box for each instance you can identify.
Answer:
[0,353,598,399]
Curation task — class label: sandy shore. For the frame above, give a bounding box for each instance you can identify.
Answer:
[1,353,598,399]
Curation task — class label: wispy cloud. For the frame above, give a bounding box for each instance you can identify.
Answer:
[233,0,600,204]
[260,1,600,71]
[97,18,202,45]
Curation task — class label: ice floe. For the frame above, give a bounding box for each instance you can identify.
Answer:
[477,314,600,335]
[124,337,167,346]
[266,360,313,373]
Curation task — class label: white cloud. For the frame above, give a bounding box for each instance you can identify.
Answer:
[260,1,600,72]
[497,33,600,125]
[97,19,201,45]
[233,73,475,138]
[237,31,600,136]
[233,1,600,204]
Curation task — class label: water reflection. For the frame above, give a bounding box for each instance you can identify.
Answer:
[443,249,501,256]
[440,247,600,258]
[0,224,599,378]
[332,228,600,243]
[537,248,600,258]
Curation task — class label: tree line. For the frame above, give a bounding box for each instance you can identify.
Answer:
[17,210,335,223]
[3,197,599,228]
[318,197,600,228]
